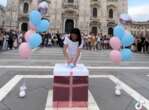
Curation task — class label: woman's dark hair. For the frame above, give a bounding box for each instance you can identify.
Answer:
[70,28,82,46]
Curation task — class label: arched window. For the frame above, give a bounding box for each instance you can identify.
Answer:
[65,19,74,34]
[21,23,28,32]
[108,27,113,36]
[23,3,29,13]
[109,9,113,18]
[93,8,97,18]
[92,27,98,34]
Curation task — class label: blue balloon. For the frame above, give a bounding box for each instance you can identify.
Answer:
[28,33,42,48]
[114,25,125,40]
[121,49,133,61]
[37,19,50,32]
[122,32,134,47]
[29,10,42,26]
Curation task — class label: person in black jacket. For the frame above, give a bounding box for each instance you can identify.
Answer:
[8,30,14,50]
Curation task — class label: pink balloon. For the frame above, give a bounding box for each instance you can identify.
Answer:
[29,22,37,31]
[19,43,32,59]
[110,50,121,64]
[24,30,35,42]
[110,37,121,50]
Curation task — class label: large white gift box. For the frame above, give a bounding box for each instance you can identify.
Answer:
[53,64,89,108]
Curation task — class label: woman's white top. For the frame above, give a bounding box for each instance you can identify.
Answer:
[97,37,101,42]
[64,36,83,57]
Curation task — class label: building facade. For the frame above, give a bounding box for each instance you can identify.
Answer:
[2,0,128,35]
[0,6,5,29]
[127,21,149,38]
[1,0,18,31]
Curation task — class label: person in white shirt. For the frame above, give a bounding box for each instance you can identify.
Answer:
[2,32,9,50]
[63,28,83,66]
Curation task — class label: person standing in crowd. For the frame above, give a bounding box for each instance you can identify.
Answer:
[87,34,92,50]
[131,37,137,52]
[18,32,23,45]
[96,33,101,50]
[100,35,104,50]
[145,38,149,53]
[106,35,110,49]
[41,33,45,47]
[47,32,52,47]
[84,34,88,50]
[90,33,97,51]
[56,32,62,47]
[2,32,9,50]
[141,37,145,53]
[0,31,4,50]
[8,30,14,50]
[52,34,58,47]
[103,35,107,49]
[137,39,142,52]
[44,32,50,47]
[13,31,18,49]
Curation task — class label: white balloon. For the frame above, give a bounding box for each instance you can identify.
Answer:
[120,13,132,22]
[38,1,48,8]
[38,1,48,15]
[0,0,7,7]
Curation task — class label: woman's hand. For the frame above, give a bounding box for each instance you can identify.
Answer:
[67,58,73,64]
[72,59,77,65]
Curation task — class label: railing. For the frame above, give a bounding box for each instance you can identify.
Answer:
[63,2,79,9]
[90,0,100,6]
[107,18,116,22]
[90,17,100,22]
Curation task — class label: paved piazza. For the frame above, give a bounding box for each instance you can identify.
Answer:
[0,48,148,110]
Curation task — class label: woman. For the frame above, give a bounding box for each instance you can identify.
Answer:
[91,33,97,51]
[63,28,83,67]
[0,31,4,49]
[2,32,9,50]
[8,31,14,50]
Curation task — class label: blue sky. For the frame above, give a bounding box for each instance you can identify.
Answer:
[129,0,149,6]
[128,0,149,21]
[0,0,7,7]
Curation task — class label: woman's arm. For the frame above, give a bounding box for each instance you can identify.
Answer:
[72,48,81,65]
[63,45,69,60]
[64,45,72,64]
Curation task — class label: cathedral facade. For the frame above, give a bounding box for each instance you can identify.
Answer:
[1,0,128,35]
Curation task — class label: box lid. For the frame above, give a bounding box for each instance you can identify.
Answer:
[54,64,89,76]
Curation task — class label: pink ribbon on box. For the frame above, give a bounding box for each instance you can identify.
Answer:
[53,70,88,107]
[69,71,73,107]
[53,83,88,88]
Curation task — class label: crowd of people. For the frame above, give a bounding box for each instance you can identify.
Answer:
[83,33,111,51]
[0,29,65,50]
[0,29,19,50]
[83,33,149,54]
[132,36,149,54]
[0,28,149,54]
